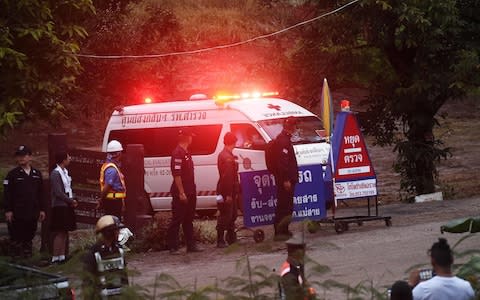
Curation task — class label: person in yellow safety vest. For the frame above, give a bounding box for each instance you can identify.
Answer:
[98,140,126,220]
[279,233,316,300]
[82,215,129,299]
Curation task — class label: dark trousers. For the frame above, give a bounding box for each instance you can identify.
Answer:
[167,193,197,250]
[103,199,123,220]
[216,195,238,232]
[7,218,38,256]
[274,181,295,235]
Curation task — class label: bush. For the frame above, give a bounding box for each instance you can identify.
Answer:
[131,213,218,252]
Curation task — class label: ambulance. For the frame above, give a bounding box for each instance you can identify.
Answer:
[102,92,330,216]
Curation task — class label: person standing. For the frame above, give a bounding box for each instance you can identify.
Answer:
[99,140,126,220]
[3,145,46,257]
[82,215,129,298]
[166,128,203,254]
[216,132,240,248]
[278,234,316,300]
[409,238,474,300]
[272,117,299,241]
[50,152,77,264]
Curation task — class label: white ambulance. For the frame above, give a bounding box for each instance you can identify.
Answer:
[102,93,330,216]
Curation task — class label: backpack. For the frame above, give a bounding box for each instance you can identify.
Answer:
[265,138,278,174]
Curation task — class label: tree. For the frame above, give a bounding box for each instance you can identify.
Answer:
[287,0,480,197]
[0,0,94,135]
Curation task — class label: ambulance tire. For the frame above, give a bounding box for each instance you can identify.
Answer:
[196,209,217,219]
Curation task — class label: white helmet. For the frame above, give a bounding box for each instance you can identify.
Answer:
[107,140,123,153]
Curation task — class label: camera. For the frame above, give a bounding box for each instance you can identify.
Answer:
[419,268,435,281]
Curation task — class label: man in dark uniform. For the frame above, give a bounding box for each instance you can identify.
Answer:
[273,117,299,241]
[3,145,46,257]
[216,132,240,248]
[279,234,316,300]
[83,215,129,299]
[166,128,203,254]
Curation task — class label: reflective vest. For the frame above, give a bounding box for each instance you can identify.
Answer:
[94,247,127,299]
[100,162,126,199]
[279,261,315,300]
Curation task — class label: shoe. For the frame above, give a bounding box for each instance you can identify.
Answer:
[187,246,204,253]
[169,249,182,255]
[217,241,227,248]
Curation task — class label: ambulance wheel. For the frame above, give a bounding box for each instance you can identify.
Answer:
[385,219,392,227]
[253,229,265,243]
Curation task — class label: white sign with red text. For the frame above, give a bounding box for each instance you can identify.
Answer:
[334,178,377,200]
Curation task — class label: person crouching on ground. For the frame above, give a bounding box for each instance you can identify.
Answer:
[278,233,316,300]
[83,215,129,299]
[216,132,240,248]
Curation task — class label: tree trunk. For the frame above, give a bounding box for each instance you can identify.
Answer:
[407,111,436,195]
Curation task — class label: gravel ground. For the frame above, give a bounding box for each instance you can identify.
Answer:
[127,196,480,298]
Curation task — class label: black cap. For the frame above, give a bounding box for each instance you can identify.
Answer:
[178,127,196,137]
[14,145,32,156]
[223,132,238,145]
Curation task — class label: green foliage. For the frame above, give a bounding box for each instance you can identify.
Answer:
[287,0,480,196]
[131,214,217,252]
[0,0,95,135]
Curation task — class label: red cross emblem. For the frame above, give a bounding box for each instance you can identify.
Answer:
[267,104,281,111]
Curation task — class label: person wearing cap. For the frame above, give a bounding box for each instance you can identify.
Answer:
[3,145,46,257]
[278,234,316,300]
[82,215,129,299]
[215,132,240,248]
[166,128,203,254]
[99,140,126,219]
[272,116,299,241]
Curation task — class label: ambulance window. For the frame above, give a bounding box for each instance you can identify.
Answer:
[230,124,266,150]
[108,124,222,157]
[258,116,326,144]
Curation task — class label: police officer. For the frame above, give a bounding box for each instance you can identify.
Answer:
[216,132,240,248]
[279,234,316,300]
[273,117,299,241]
[83,215,129,299]
[3,145,46,257]
[166,128,203,254]
[99,140,126,220]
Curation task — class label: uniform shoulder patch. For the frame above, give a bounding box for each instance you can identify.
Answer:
[3,180,8,185]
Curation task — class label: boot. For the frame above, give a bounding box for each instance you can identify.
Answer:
[226,229,237,245]
[217,230,227,248]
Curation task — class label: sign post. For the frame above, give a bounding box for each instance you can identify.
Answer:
[331,111,377,200]
[321,109,391,233]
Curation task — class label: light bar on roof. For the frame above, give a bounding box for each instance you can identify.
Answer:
[214,91,279,103]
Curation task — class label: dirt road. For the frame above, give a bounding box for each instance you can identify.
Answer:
[128,197,480,298]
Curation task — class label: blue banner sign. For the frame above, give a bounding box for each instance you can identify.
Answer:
[240,164,326,227]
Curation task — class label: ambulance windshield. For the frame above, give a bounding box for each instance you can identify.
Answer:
[258,116,327,144]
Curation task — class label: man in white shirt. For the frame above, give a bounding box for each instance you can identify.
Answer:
[409,238,474,300]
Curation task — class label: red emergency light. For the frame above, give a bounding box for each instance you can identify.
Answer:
[214,91,279,103]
